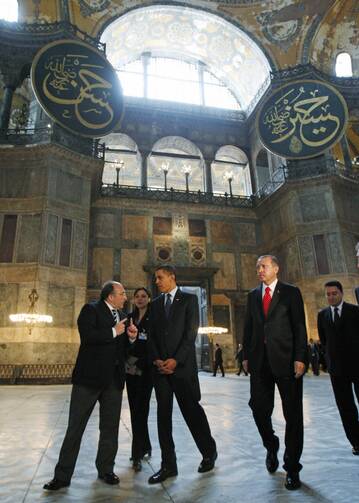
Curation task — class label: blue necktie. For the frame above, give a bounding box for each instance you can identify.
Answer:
[164,294,172,318]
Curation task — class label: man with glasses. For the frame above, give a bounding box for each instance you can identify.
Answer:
[44,281,137,491]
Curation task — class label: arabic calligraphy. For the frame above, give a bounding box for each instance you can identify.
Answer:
[31,39,123,138]
[258,80,348,159]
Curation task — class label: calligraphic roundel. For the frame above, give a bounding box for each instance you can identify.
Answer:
[31,39,123,138]
[256,79,348,159]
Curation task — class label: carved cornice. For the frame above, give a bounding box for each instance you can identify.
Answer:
[0,142,103,176]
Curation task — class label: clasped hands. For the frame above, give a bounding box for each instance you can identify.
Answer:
[114,318,138,340]
[154,358,177,374]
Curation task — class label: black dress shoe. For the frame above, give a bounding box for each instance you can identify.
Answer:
[132,460,142,472]
[266,438,279,473]
[98,472,120,485]
[142,449,152,458]
[148,466,178,484]
[198,451,218,473]
[352,446,359,455]
[285,472,301,490]
[43,478,70,491]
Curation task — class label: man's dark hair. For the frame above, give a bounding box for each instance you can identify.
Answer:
[257,254,279,266]
[100,281,116,300]
[155,264,177,280]
[324,280,343,293]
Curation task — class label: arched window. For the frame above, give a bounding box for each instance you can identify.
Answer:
[148,136,204,191]
[212,146,251,196]
[101,5,271,112]
[0,0,18,21]
[335,53,353,77]
[118,56,240,110]
[102,133,141,187]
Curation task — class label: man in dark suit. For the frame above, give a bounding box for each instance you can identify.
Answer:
[43,281,137,491]
[308,338,320,376]
[148,265,217,484]
[213,343,225,377]
[317,280,359,455]
[243,255,308,491]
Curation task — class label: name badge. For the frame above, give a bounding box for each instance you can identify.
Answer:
[138,332,147,340]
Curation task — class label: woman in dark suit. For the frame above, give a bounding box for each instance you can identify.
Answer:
[125,287,153,472]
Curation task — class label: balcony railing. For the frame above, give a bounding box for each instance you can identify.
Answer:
[0,126,105,160]
[101,184,254,208]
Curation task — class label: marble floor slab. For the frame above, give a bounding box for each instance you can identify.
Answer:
[0,373,358,503]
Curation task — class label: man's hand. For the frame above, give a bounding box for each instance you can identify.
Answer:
[243,359,249,374]
[115,318,127,336]
[127,318,138,340]
[294,361,305,378]
[159,358,177,375]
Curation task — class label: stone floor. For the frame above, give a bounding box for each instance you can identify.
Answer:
[0,373,358,503]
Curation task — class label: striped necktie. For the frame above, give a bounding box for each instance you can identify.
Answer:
[111,308,118,324]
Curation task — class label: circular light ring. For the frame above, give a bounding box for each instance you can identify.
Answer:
[198,326,228,334]
[9,313,53,324]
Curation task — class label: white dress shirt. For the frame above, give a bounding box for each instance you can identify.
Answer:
[164,286,178,305]
[330,301,343,322]
[105,300,118,338]
[262,279,278,298]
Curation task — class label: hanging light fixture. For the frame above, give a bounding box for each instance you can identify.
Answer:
[9,213,53,333]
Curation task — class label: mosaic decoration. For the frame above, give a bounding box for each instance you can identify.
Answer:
[257,79,348,159]
[79,0,111,17]
[257,11,302,48]
[31,39,123,137]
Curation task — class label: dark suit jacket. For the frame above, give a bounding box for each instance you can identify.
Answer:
[214,347,223,364]
[148,289,200,399]
[243,281,308,377]
[355,287,359,305]
[72,300,126,389]
[317,302,359,377]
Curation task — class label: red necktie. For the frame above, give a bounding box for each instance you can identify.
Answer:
[262,286,271,317]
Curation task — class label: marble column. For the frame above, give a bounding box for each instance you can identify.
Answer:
[204,158,213,194]
[0,84,16,133]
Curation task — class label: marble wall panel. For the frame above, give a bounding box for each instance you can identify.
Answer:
[94,213,115,239]
[327,233,346,274]
[120,249,147,288]
[0,167,46,198]
[47,286,75,328]
[92,248,114,286]
[213,252,237,290]
[153,236,173,264]
[122,215,148,240]
[0,284,18,329]
[341,232,358,274]
[298,236,317,277]
[55,169,83,204]
[240,254,258,290]
[190,237,206,266]
[299,193,329,222]
[16,214,41,263]
[238,223,256,246]
[210,221,235,246]
[73,221,88,269]
[285,239,301,284]
[44,214,58,265]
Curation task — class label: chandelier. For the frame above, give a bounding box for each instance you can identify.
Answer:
[9,288,53,334]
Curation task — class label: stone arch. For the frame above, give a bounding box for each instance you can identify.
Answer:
[148,136,204,191]
[102,132,141,186]
[212,145,251,196]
